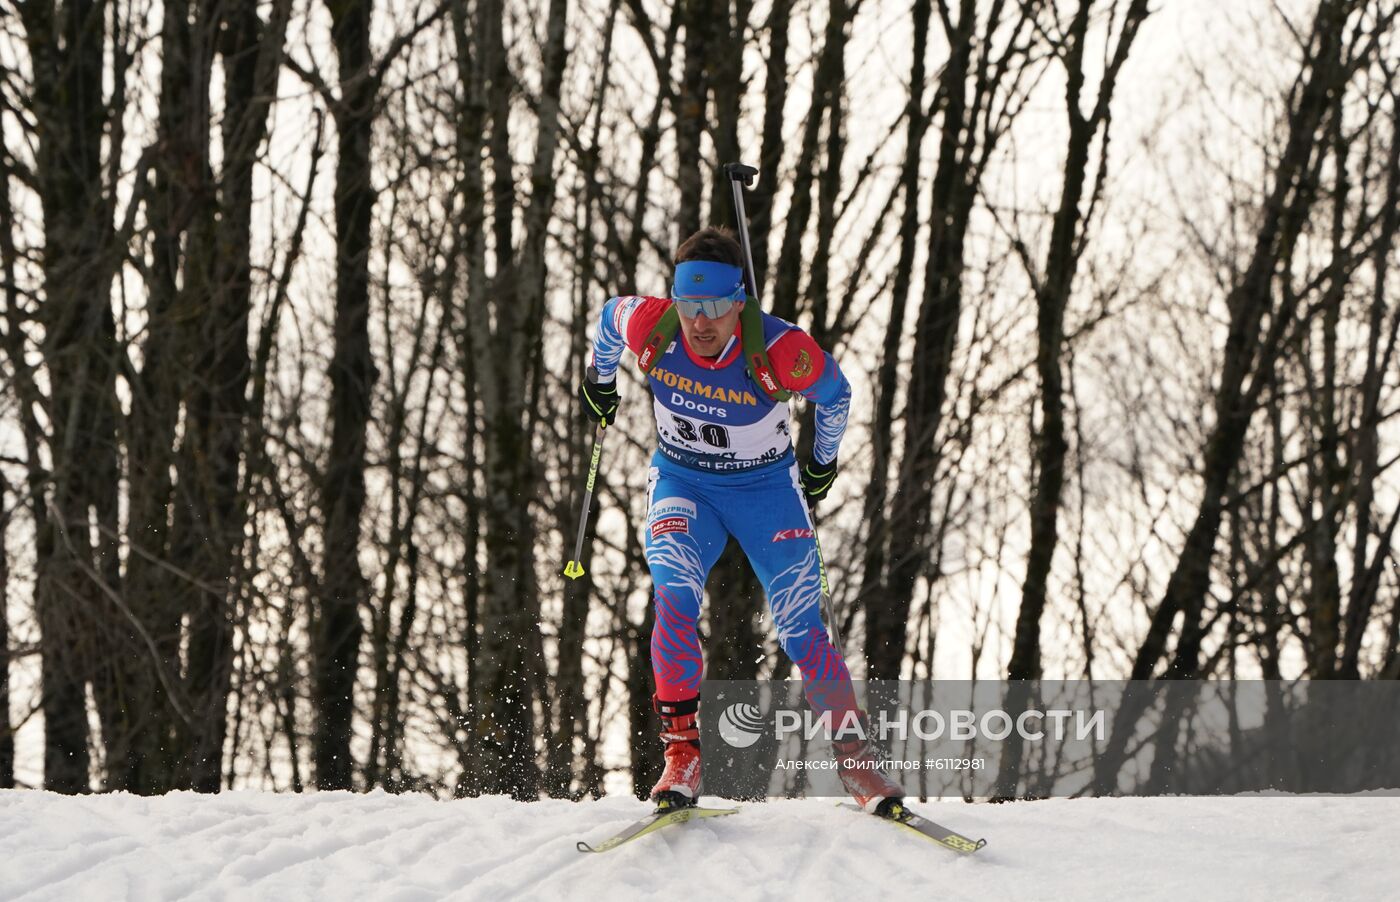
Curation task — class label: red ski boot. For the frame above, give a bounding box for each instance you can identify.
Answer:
[649,695,702,809]
[834,716,904,814]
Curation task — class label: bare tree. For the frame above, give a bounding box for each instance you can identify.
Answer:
[447,0,570,800]
[1094,0,1394,792]
[1336,78,1400,678]
[0,477,11,788]
[19,0,123,794]
[996,0,1151,799]
[861,0,1043,680]
[181,0,293,793]
[120,0,218,794]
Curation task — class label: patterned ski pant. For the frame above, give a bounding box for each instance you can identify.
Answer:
[644,455,858,719]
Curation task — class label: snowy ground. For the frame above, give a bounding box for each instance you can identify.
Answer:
[0,790,1394,901]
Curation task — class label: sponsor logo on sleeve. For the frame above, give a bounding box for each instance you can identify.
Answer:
[613,295,643,333]
[771,528,816,542]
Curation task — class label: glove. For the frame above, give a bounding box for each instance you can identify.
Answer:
[578,366,619,427]
[800,457,838,506]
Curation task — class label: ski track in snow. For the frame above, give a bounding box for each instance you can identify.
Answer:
[1,791,1395,901]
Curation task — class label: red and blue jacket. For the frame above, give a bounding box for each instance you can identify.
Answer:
[589,295,851,473]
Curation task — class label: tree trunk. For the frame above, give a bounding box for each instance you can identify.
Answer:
[628,597,662,799]
[0,113,37,794]
[769,0,852,324]
[449,0,487,794]
[864,0,977,679]
[457,0,569,800]
[676,0,710,237]
[0,481,11,788]
[804,0,846,353]
[1338,92,1400,678]
[750,0,790,292]
[1298,98,1352,678]
[315,0,379,791]
[466,0,538,796]
[708,0,748,227]
[118,0,215,794]
[178,0,291,793]
[23,0,121,795]
[549,2,622,798]
[621,8,682,285]
[859,0,930,677]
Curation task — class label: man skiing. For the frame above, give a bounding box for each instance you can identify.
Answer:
[578,225,903,816]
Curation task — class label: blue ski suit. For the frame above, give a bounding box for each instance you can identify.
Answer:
[590,294,860,720]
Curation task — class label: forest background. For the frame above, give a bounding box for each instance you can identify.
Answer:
[0,0,1397,800]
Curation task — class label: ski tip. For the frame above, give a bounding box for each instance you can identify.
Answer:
[952,837,988,855]
[938,833,987,855]
[576,841,598,853]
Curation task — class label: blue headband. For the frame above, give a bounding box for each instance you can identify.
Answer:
[672,261,745,301]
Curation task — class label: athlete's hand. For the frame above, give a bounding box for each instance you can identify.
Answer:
[578,366,620,427]
[801,458,838,506]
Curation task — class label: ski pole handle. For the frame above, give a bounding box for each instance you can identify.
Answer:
[723,162,758,186]
[723,162,761,303]
[563,422,607,580]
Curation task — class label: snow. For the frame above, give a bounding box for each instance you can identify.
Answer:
[0,790,1394,901]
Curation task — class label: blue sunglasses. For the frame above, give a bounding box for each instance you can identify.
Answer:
[672,260,746,318]
[672,294,742,319]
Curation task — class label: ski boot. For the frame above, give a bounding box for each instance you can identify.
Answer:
[833,713,904,817]
[650,695,702,811]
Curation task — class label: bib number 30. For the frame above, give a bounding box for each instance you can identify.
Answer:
[673,414,730,449]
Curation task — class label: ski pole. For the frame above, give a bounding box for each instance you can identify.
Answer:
[723,160,846,653]
[563,422,606,580]
[723,162,761,301]
[812,531,844,654]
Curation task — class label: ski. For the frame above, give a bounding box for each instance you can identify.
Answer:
[576,804,739,854]
[842,802,987,855]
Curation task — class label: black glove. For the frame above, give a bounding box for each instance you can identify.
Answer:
[800,457,838,506]
[578,366,619,427]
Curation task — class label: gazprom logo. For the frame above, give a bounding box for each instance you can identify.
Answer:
[717,702,767,748]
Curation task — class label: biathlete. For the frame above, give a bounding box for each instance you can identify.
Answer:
[579,226,903,814]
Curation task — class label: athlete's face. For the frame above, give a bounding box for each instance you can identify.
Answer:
[677,300,743,358]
